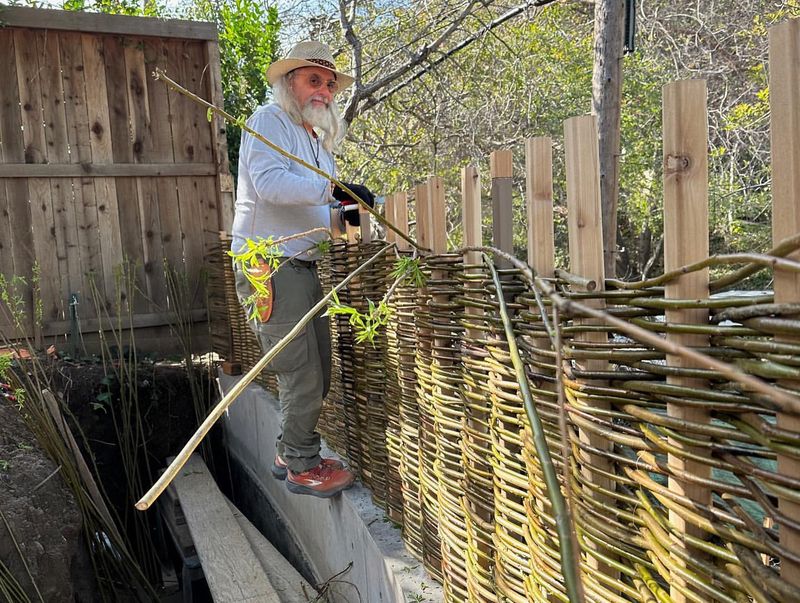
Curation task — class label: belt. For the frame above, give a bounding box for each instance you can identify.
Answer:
[286,257,317,269]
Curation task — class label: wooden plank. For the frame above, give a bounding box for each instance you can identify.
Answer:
[461,165,481,271]
[564,114,615,580]
[171,454,279,602]
[176,177,209,309]
[60,31,100,321]
[38,31,83,317]
[525,137,554,278]
[205,40,235,234]
[414,182,430,252]
[0,7,218,40]
[0,163,218,178]
[490,150,513,268]
[28,178,62,322]
[0,30,34,338]
[663,79,711,603]
[384,193,395,244]
[769,18,800,587]
[14,29,47,165]
[225,498,312,603]
[42,308,207,336]
[15,31,60,323]
[82,32,122,314]
[359,205,372,243]
[166,39,211,164]
[427,176,447,254]
[125,37,166,311]
[394,191,410,252]
[156,178,184,274]
[104,35,147,313]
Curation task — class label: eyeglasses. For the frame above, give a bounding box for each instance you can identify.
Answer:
[299,72,339,94]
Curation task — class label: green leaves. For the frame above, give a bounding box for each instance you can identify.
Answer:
[391,256,427,288]
[325,291,393,345]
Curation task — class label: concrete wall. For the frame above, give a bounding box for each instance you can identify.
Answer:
[219,373,442,603]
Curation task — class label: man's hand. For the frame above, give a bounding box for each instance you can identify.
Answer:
[333,182,375,227]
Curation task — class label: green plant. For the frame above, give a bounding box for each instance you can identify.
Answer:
[0,460,9,472]
[390,256,427,288]
[325,292,392,345]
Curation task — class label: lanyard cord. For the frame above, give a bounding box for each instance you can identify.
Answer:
[304,127,320,168]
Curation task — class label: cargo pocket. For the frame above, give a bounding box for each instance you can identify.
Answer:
[255,321,308,373]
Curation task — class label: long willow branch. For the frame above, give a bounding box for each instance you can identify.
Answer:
[485,255,585,603]
[152,68,425,253]
[461,245,800,416]
[135,243,394,511]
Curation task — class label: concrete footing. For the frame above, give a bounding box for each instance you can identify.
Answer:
[219,373,442,603]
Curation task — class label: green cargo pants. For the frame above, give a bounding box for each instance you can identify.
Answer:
[234,258,332,473]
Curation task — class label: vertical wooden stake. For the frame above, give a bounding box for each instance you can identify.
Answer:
[769,18,800,587]
[415,183,430,252]
[330,208,346,242]
[564,115,615,580]
[384,193,396,245]
[525,137,554,278]
[427,176,447,254]
[359,205,372,244]
[490,150,514,267]
[663,79,711,603]
[394,192,410,253]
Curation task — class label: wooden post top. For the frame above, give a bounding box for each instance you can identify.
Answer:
[490,149,513,179]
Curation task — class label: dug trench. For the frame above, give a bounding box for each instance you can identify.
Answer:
[0,357,314,602]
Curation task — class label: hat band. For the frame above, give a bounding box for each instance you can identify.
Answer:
[306,58,336,71]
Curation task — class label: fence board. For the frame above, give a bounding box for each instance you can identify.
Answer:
[14,29,47,165]
[663,79,711,603]
[38,31,82,319]
[0,11,232,352]
[0,29,34,338]
[769,18,800,586]
[60,31,100,320]
[125,37,166,309]
[82,32,122,313]
[105,35,147,312]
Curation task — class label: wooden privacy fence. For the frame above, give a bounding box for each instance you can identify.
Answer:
[219,18,800,603]
[0,7,233,351]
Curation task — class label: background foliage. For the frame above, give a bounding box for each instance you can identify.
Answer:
[12,0,800,283]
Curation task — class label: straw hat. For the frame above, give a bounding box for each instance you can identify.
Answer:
[266,41,354,90]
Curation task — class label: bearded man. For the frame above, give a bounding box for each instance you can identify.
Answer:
[231,41,374,498]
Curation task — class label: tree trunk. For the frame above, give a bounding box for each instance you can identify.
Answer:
[592,0,625,278]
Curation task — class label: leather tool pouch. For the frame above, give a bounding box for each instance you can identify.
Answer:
[246,261,274,323]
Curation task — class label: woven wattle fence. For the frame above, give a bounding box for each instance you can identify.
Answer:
[217,19,800,603]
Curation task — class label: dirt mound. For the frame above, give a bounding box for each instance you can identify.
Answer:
[0,395,96,601]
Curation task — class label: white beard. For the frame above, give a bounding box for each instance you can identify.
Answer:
[302,101,339,143]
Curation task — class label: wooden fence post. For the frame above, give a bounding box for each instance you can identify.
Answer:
[526,137,554,278]
[769,19,800,586]
[564,115,615,582]
[384,193,395,245]
[522,136,562,601]
[415,182,430,252]
[394,192,410,252]
[490,150,514,267]
[663,78,712,603]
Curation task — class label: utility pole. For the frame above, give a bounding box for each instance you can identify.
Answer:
[592,0,627,278]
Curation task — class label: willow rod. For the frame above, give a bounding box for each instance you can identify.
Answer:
[485,254,585,603]
[461,245,800,416]
[152,68,426,253]
[135,243,394,511]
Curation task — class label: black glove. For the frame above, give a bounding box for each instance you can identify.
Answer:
[333,182,375,227]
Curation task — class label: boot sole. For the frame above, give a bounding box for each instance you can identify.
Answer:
[285,479,355,498]
[271,465,288,480]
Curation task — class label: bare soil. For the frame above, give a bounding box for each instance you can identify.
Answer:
[1,358,218,602]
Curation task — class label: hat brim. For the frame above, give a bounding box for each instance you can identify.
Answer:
[267,58,354,90]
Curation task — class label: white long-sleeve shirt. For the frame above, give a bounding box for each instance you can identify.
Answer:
[231,103,336,260]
